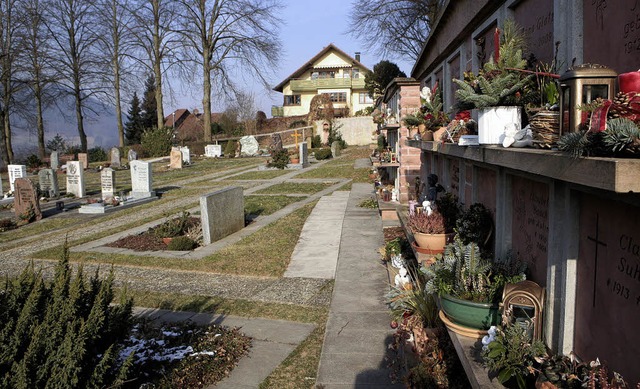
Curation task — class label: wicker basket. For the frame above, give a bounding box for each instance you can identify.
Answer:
[529,110,560,149]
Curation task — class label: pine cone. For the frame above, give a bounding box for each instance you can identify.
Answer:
[610,92,633,119]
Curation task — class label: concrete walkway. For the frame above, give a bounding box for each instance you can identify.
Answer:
[132,307,315,389]
[316,183,403,388]
[284,190,349,279]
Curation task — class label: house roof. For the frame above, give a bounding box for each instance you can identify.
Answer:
[164,109,223,132]
[273,43,371,92]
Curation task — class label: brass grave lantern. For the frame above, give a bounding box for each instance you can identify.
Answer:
[500,280,545,341]
[559,64,617,135]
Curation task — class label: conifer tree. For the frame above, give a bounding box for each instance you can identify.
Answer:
[124,92,144,145]
[141,74,158,131]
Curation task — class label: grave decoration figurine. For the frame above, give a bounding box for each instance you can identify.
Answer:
[426,174,444,202]
[394,266,411,289]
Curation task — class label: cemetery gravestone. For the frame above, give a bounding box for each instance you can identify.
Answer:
[299,142,309,168]
[110,148,121,168]
[8,165,27,192]
[130,160,154,198]
[128,149,138,161]
[180,146,191,164]
[13,178,42,222]
[200,186,244,245]
[239,135,259,156]
[77,153,88,169]
[38,168,59,198]
[170,149,183,169]
[331,141,341,158]
[205,144,222,158]
[50,151,59,170]
[270,133,283,152]
[101,168,116,201]
[66,161,85,197]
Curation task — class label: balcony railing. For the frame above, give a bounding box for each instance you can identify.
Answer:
[290,77,366,92]
[271,105,284,117]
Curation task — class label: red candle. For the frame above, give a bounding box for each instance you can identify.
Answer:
[494,28,500,63]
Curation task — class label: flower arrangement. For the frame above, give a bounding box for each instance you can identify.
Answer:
[372,108,386,124]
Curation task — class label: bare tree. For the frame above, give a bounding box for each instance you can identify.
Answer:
[45,0,105,152]
[0,0,23,163]
[177,0,282,142]
[19,0,56,159]
[130,0,179,131]
[233,90,256,135]
[348,0,442,62]
[93,0,136,148]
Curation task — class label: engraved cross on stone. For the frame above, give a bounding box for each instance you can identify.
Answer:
[587,213,607,308]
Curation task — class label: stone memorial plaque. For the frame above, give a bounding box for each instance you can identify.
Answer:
[512,0,554,65]
[8,164,27,192]
[511,176,549,285]
[14,178,41,222]
[574,194,640,383]
[270,133,283,152]
[128,149,137,161]
[101,168,116,200]
[299,142,309,168]
[180,146,190,164]
[200,186,244,245]
[449,158,460,198]
[130,160,154,198]
[50,151,59,170]
[170,149,183,169]
[38,168,59,198]
[77,153,88,169]
[66,161,85,197]
[239,135,259,156]
[110,147,121,168]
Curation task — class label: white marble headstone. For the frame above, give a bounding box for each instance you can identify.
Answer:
[65,161,85,197]
[180,146,190,164]
[130,160,154,198]
[205,144,222,158]
[239,135,259,156]
[8,164,27,192]
[128,149,138,161]
[101,168,116,200]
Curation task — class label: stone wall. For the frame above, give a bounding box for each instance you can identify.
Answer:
[315,116,376,146]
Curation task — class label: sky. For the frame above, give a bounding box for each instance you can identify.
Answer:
[170,0,415,117]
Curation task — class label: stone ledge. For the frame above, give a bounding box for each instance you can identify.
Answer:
[408,140,640,193]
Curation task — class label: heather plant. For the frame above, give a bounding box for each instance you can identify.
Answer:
[408,210,446,235]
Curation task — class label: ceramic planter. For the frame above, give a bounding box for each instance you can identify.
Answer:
[439,293,499,330]
[477,106,522,144]
[413,232,454,254]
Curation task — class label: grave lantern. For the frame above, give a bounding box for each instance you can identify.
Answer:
[559,64,617,135]
[500,280,545,341]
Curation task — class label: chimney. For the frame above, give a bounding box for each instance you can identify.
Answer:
[355,52,361,62]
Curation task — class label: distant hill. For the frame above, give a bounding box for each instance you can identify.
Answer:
[10,94,120,160]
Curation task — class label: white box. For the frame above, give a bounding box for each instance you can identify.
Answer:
[477,106,521,145]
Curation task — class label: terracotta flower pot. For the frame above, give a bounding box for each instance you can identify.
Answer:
[413,232,454,253]
[290,158,299,164]
[162,237,173,245]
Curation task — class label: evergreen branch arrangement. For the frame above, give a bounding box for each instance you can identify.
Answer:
[453,19,534,110]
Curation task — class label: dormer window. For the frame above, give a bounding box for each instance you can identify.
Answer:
[352,68,360,79]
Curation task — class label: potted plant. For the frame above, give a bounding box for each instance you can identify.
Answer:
[289,151,300,164]
[407,210,454,254]
[482,324,546,388]
[423,236,526,334]
[452,19,534,145]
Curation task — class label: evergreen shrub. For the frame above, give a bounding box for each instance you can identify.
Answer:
[0,247,134,388]
[167,236,198,251]
[141,127,173,157]
[314,148,332,160]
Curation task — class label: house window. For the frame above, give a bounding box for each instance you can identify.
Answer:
[318,71,335,79]
[323,92,347,103]
[352,68,360,79]
[284,95,301,106]
[359,93,373,104]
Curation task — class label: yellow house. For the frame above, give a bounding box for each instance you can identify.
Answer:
[272,44,373,117]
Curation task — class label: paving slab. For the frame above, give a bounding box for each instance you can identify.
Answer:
[316,183,403,388]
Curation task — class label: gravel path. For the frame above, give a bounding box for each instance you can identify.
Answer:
[0,157,345,307]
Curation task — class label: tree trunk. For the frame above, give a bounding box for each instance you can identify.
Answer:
[202,53,211,142]
[0,110,8,166]
[3,91,13,163]
[152,0,164,130]
[35,82,45,159]
[74,81,87,152]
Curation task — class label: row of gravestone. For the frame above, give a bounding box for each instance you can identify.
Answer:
[169,146,191,169]
[48,148,138,170]
[3,160,155,218]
